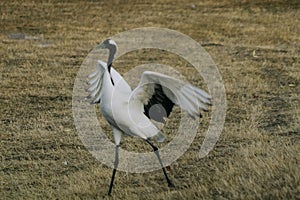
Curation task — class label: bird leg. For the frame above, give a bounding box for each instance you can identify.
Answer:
[108,145,119,195]
[145,139,175,188]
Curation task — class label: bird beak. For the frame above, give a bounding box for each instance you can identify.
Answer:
[96,43,106,49]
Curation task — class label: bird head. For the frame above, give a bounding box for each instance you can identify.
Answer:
[97,39,117,50]
[96,39,117,76]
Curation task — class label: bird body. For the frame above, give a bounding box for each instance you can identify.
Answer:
[86,39,211,195]
[91,60,164,143]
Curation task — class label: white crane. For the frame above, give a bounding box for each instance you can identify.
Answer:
[86,39,211,195]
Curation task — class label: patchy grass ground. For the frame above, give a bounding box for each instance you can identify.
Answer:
[1,0,299,199]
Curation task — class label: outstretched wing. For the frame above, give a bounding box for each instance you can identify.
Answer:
[86,60,131,103]
[131,71,211,123]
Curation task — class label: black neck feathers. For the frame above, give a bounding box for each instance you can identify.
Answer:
[108,64,114,86]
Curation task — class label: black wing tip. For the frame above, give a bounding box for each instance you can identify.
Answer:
[203,108,209,112]
[92,100,100,104]
[191,112,202,119]
[84,95,100,104]
[198,113,203,118]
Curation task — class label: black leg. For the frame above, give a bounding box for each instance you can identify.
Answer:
[108,145,119,195]
[146,139,175,187]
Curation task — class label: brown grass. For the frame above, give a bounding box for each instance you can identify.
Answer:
[1,0,299,199]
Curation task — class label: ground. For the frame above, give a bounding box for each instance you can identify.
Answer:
[0,0,299,199]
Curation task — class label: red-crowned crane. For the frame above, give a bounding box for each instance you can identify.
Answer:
[86,39,211,195]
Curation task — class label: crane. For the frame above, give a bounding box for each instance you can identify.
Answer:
[86,39,211,195]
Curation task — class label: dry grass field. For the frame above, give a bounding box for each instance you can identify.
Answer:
[1,0,299,199]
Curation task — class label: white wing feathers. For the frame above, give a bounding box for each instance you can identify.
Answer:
[86,60,132,103]
[133,71,211,119]
[86,60,106,103]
